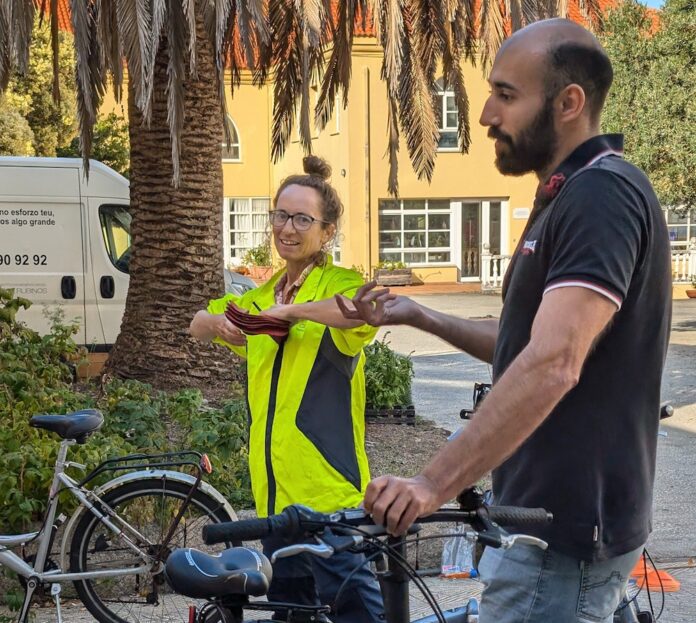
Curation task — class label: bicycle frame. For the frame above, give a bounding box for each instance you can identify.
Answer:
[0,438,152,584]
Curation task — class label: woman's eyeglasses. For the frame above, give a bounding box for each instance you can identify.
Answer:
[269,210,329,232]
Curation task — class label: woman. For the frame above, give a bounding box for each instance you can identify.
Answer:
[190,156,384,622]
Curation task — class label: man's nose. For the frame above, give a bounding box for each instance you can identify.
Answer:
[479,97,498,127]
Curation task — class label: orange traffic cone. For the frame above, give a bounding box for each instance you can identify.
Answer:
[630,554,681,592]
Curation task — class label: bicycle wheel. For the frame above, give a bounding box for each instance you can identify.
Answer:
[70,478,237,623]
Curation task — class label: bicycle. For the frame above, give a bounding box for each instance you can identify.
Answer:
[0,408,238,623]
[165,489,552,623]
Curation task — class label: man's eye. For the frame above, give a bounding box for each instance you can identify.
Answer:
[296,215,313,226]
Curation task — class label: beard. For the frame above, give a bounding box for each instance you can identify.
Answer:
[489,97,557,176]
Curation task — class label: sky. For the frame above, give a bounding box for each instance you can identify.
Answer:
[642,0,664,7]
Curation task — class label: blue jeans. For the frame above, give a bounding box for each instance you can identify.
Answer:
[262,533,385,623]
[478,542,644,623]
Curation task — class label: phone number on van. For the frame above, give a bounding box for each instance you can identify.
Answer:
[0,254,48,266]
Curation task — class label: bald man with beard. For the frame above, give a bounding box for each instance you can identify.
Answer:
[340,18,672,623]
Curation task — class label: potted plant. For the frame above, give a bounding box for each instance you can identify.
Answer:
[364,333,416,424]
[687,276,696,299]
[373,260,413,286]
[242,240,273,282]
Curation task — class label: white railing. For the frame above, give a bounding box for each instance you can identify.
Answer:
[672,245,696,283]
[481,254,512,290]
[481,248,695,290]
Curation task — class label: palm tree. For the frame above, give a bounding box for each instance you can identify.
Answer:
[0,0,601,388]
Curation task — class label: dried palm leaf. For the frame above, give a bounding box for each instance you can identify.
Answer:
[142,0,167,122]
[183,0,197,75]
[96,0,123,101]
[9,0,35,74]
[270,0,300,162]
[412,0,445,78]
[480,0,506,73]
[71,0,106,174]
[397,4,438,184]
[50,0,60,101]
[116,0,152,114]
[0,4,10,92]
[386,94,399,195]
[166,0,186,184]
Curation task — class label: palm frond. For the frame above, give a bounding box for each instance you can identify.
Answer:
[479,0,506,73]
[96,0,123,102]
[50,0,61,102]
[116,0,152,114]
[166,0,187,185]
[270,0,300,162]
[0,4,10,92]
[314,0,361,130]
[71,0,106,174]
[397,4,438,184]
[142,0,167,122]
[386,94,400,195]
[182,0,197,76]
[508,0,524,31]
[9,0,35,74]
[575,0,604,31]
[412,0,445,78]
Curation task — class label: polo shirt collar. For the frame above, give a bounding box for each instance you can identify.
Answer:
[536,134,624,205]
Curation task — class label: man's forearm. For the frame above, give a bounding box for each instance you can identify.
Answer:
[420,342,577,505]
[411,306,499,363]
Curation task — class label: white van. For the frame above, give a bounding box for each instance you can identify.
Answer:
[0,157,257,351]
[0,158,131,350]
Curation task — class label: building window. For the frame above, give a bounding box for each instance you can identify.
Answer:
[378,198,452,265]
[222,116,241,162]
[664,208,696,247]
[224,197,270,263]
[435,78,458,150]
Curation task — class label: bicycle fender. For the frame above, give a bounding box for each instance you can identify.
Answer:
[59,470,237,572]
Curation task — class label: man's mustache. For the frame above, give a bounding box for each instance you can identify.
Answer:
[488,127,513,145]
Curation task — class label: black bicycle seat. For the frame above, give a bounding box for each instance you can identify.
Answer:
[30,409,104,442]
[165,547,273,599]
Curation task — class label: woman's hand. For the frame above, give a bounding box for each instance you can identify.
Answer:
[335,281,416,327]
[212,315,246,346]
[260,304,296,323]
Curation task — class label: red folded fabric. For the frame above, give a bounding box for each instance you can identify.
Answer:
[224,301,290,340]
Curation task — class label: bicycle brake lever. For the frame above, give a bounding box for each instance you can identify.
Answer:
[271,537,334,562]
[500,534,548,550]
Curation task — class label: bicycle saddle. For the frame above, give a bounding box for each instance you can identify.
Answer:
[30,409,104,443]
[165,547,273,598]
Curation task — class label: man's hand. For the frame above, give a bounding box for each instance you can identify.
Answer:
[363,474,441,536]
[335,281,419,327]
[212,314,246,346]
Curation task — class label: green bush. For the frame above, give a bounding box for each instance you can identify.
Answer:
[242,240,272,267]
[0,290,252,538]
[364,333,414,408]
[375,260,407,271]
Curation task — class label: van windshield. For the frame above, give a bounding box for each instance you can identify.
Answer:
[99,205,132,274]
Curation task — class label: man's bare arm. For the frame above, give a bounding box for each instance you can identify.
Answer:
[364,286,618,534]
[336,282,499,363]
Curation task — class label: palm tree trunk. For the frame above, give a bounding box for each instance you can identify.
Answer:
[107,10,241,390]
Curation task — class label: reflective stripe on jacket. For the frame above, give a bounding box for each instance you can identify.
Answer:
[208,258,377,516]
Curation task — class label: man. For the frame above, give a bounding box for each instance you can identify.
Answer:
[338,18,671,623]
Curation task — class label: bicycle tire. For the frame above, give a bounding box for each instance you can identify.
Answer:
[69,478,237,623]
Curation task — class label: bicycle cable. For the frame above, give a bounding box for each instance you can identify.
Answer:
[328,522,447,623]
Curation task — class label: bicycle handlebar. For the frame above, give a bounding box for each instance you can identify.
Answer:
[202,503,552,546]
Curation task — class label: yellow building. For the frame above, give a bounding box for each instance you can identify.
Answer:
[210,31,541,290]
[96,9,694,296]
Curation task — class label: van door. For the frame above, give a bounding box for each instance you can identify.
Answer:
[87,200,131,347]
[0,166,89,344]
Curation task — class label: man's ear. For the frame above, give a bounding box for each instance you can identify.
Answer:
[557,83,586,123]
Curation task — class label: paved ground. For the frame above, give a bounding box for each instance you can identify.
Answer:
[378,293,696,622]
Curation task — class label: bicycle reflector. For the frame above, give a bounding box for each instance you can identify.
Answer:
[200,454,213,474]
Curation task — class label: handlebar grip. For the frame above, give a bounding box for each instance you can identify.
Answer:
[203,517,272,544]
[486,506,552,527]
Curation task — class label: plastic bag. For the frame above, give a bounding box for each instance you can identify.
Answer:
[441,523,478,578]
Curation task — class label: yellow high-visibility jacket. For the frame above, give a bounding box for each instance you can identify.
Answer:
[207,258,377,517]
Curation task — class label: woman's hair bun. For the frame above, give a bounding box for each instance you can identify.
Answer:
[303,155,331,180]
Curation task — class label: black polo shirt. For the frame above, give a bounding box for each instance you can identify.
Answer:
[492,134,672,561]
